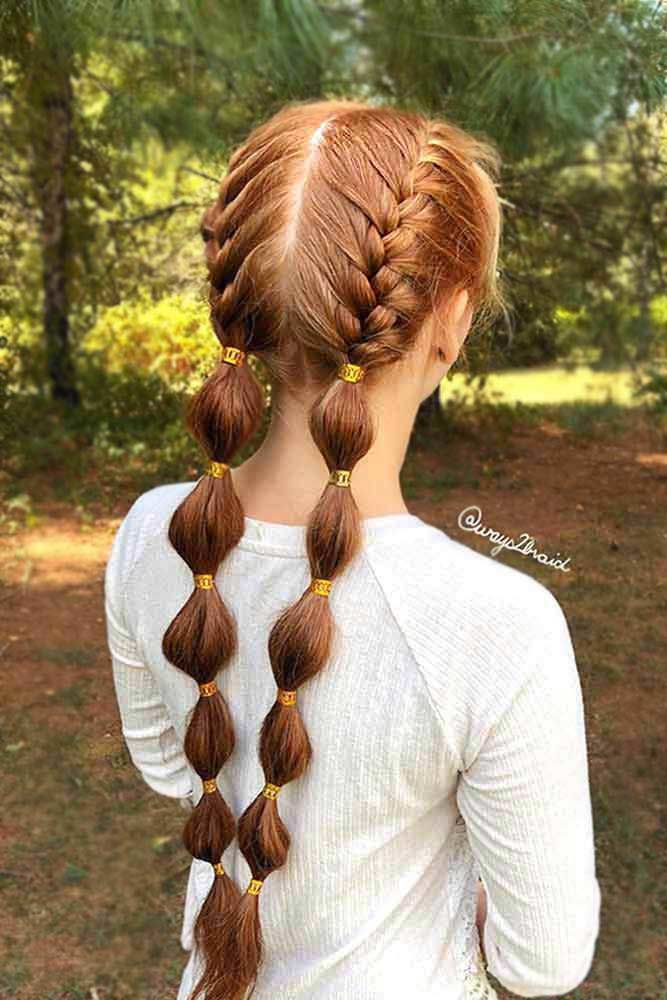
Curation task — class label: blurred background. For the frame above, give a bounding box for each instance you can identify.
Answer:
[0,2,665,998]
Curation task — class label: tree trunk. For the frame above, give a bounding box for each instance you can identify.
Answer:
[635,251,653,363]
[29,61,79,406]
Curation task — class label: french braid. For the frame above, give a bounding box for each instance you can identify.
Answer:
[211,105,503,999]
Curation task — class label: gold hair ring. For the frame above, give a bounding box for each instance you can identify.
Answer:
[202,779,217,795]
[213,862,225,877]
[221,346,246,366]
[262,782,281,800]
[337,363,365,383]
[194,573,214,590]
[247,878,264,896]
[206,460,229,479]
[328,469,351,488]
[199,680,217,697]
[310,578,332,598]
[277,688,297,707]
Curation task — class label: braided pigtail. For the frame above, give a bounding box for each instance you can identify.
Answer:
[210,361,372,999]
[162,351,264,999]
[162,160,267,1000]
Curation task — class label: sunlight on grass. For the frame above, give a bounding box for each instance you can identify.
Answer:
[441,364,645,407]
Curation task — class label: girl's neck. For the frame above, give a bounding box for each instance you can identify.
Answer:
[231,387,416,526]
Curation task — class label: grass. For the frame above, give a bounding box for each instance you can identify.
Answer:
[442,362,661,407]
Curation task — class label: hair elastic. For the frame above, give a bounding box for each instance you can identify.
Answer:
[206,460,229,479]
[337,363,365,383]
[262,782,281,800]
[221,346,246,366]
[247,878,264,896]
[328,469,351,487]
[310,578,332,598]
[213,862,225,877]
[277,688,297,706]
[194,573,214,589]
[203,779,217,795]
[199,680,217,697]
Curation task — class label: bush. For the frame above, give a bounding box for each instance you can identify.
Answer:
[1,293,273,507]
[633,365,667,414]
[81,293,217,392]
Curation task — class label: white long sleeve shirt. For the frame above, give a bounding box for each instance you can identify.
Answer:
[104,481,601,1000]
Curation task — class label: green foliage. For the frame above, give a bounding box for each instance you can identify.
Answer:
[438,378,541,441]
[2,317,272,510]
[0,492,36,538]
[82,293,217,391]
[650,295,667,334]
[6,358,188,472]
[634,365,667,413]
[360,0,667,155]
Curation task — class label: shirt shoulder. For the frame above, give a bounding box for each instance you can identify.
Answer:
[364,518,573,770]
[104,481,195,629]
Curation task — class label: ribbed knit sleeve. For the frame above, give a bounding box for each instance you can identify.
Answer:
[104,498,193,801]
[456,598,601,997]
[364,527,601,998]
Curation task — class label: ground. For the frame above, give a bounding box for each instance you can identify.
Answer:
[0,413,665,1000]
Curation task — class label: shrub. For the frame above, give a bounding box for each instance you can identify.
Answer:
[633,365,667,414]
[81,293,217,392]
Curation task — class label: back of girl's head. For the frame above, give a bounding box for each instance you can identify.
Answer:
[165,98,503,1000]
[202,98,502,384]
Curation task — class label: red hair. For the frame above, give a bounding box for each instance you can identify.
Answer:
[162,98,503,999]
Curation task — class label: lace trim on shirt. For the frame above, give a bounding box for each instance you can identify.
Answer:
[447,816,498,1000]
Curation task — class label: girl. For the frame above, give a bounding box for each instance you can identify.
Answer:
[105,99,601,1000]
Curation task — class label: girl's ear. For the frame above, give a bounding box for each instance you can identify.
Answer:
[436,289,472,366]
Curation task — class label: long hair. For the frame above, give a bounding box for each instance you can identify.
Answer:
[163,98,504,1000]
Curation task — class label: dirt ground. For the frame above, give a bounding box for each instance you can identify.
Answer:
[0,418,665,999]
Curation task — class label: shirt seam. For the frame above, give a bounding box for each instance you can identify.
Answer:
[360,544,464,774]
[234,519,434,558]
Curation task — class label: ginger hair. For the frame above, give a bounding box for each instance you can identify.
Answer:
[162,98,503,1000]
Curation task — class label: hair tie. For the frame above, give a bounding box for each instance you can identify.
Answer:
[262,782,281,800]
[247,878,264,896]
[277,688,297,706]
[310,578,332,597]
[213,862,225,877]
[202,779,217,794]
[337,363,365,383]
[199,680,217,697]
[328,469,351,487]
[194,573,214,590]
[206,460,229,479]
[221,346,246,366]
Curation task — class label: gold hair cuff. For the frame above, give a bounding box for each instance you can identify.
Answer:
[310,578,332,598]
[213,862,225,877]
[262,782,281,800]
[202,779,217,795]
[328,469,351,487]
[206,460,229,479]
[199,680,217,697]
[194,574,214,590]
[221,346,246,366]
[277,688,297,706]
[247,878,264,896]
[337,363,365,383]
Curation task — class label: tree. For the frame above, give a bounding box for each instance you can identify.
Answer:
[0,0,334,405]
